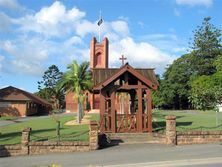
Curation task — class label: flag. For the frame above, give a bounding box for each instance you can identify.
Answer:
[97,18,103,26]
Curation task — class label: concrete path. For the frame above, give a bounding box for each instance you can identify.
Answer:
[1,143,222,167]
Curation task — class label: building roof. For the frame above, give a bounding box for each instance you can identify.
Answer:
[92,63,159,90]
[0,86,51,106]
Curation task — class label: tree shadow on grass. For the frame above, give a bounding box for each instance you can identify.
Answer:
[153,112,185,120]
[0,131,21,144]
[152,121,193,132]
[31,128,89,142]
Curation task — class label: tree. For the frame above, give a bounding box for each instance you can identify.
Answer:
[57,60,92,124]
[154,17,222,110]
[190,17,222,76]
[189,73,222,110]
[153,54,193,109]
[187,17,222,110]
[214,55,222,72]
[37,65,64,110]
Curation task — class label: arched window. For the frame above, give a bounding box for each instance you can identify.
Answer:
[95,52,101,67]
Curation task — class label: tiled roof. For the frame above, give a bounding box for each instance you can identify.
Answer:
[0,86,51,106]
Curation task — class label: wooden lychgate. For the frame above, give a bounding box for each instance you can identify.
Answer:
[93,63,158,133]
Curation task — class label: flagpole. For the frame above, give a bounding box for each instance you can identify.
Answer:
[99,10,102,42]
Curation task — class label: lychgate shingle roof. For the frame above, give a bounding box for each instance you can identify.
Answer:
[92,63,159,89]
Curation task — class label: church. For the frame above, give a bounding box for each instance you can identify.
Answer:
[66,37,159,133]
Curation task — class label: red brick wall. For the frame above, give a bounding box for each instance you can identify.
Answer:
[177,131,222,145]
[0,101,26,117]
[65,91,78,113]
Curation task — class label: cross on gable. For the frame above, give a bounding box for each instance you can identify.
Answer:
[119,55,127,66]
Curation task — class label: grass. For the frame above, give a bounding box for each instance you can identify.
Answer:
[1,110,222,145]
[152,110,222,132]
[0,116,17,121]
[0,113,99,145]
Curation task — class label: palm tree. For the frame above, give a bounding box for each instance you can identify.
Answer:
[58,60,92,123]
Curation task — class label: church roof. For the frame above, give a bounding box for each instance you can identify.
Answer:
[92,63,159,90]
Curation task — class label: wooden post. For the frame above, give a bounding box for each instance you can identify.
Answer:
[137,82,143,132]
[130,90,136,113]
[92,93,95,109]
[124,93,129,131]
[111,91,116,133]
[100,90,105,132]
[146,89,152,133]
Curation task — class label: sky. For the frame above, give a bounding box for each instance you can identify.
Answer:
[0,0,221,93]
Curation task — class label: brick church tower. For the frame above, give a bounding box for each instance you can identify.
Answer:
[65,37,109,112]
[90,37,109,109]
[90,37,109,69]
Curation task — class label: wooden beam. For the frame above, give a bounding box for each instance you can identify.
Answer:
[124,72,129,85]
[137,81,143,132]
[117,84,148,90]
[100,90,105,132]
[146,89,152,133]
[111,90,116,133]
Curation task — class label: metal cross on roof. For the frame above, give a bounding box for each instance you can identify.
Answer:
[119,55,127,66]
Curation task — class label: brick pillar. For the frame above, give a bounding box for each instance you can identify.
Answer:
[89,121,98,150]
[21,127,31,155]
[165,116,176,145]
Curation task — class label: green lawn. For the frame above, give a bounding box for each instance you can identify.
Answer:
[0,114,99,145]
[153,110,222,132]
[0,116,17,121]
[1,111,222,145]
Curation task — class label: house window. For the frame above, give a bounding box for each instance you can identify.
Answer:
[0,102,11,108]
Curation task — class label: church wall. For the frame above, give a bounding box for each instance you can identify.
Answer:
[65,91,78,113]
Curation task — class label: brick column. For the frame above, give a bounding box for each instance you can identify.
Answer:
[21,127,31,155]
[89,121,98,150]
[165,116,176,145]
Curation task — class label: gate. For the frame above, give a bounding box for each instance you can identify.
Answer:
[100,112,150,133]
[116,113,137,132]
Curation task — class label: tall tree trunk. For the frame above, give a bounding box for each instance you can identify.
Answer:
[77,102,81,124]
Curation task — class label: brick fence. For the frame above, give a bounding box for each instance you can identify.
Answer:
[0,121,98,157]
[165,116,222,145]
[2,117,222,157]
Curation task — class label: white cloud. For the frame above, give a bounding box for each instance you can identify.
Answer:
[0,1,180,77]
[0,55,4,71]
[111,21,129,37]
[1,37,49,75]
[76,19,129,40]
[64,36,83,46]
[139,33,187,56]
[174,8,181,16]
[0,0,21,10]
[14,1,85,37]
[109,37,175,73]
[0,12,12,31]
[76,20,98,37]
[35,1,84,25]
[176,0,213,7]
[11,59,43,76]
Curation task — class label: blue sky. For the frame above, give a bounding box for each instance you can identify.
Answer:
[0,0,221,93]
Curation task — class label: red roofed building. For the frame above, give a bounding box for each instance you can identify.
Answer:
[0,86,52,117]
